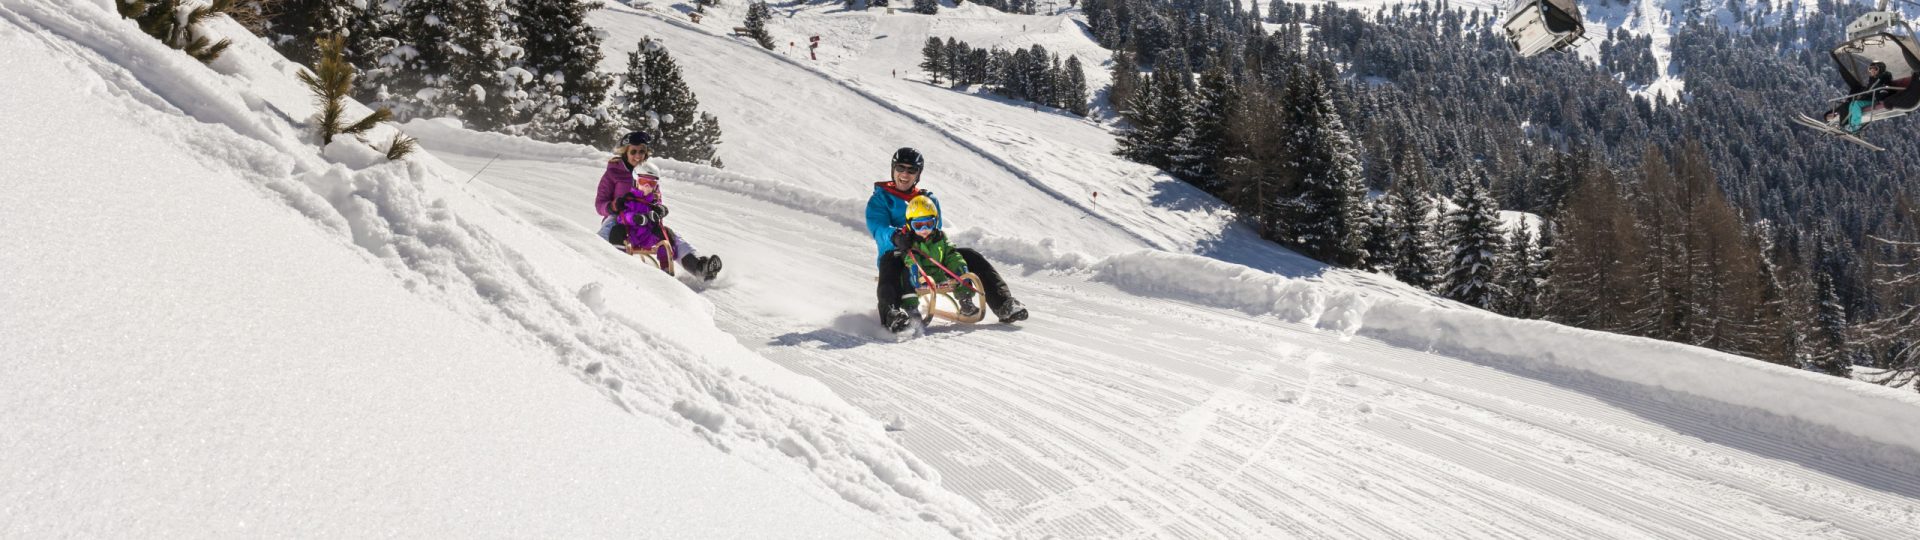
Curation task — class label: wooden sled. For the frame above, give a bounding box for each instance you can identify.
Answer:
[912,271,986,324]
[624,228,677,276]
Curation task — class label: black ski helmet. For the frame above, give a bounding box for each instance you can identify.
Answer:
[621,131,652,148]
[891,147,924,173]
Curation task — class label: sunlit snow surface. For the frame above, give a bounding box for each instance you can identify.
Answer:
[7,0,1920,538]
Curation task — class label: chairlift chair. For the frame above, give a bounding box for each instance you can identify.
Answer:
[1791,3,1920,151]
[1829,10,1920,128]
[1502,0,1586,58]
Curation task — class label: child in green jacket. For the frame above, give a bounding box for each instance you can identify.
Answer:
[890,196,980,317]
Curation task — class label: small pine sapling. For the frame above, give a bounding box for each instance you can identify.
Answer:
[300,35,414,160]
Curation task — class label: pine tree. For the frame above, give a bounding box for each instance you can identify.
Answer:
[1673,141,1767,355]
[388,0,521,128]
[1808,270,1856,377]
[1546,158,1649,332]
[1109,51,1141,115]
[1857,237,1920,386]
[1361,198,1397,274]
[745,2,777,50]
[1218,83,1287,238]
[1753,223,1811,366]
[1114,73,1166,166]
[920,37,948,85]
[945,38,966,86]
[1388,153,1440,291]
[1028,46,1056,104]
[680,112,725,167]
[1500,224,1544,318]
[913,0,939,14]
[1004,48,1033,99]
[505,0,616,144]
[1277,68,1367,267]
[341,1,406,108]
[1062,55,1091,116]
[617,38,723,167]
[1442,179,1506,310]
[266,0,358,66]
[1169,65,1234,192]
[1531,220,1558,314]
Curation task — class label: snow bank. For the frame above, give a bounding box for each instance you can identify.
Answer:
[0,1,990,536]
[933,231,1920,461]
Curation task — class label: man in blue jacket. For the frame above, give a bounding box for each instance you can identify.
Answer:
[866,148,1028,331]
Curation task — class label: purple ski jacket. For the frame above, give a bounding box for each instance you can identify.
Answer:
[596,158,664,217]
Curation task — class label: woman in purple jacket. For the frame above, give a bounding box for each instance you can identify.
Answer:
[596,131,722,280]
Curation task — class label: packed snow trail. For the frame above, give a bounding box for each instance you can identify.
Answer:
[427,124,1920,538]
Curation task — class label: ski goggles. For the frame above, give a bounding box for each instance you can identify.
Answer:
[892,164,922,174]
[909,217,938,232]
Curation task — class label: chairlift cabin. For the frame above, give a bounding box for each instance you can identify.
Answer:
[1502,0,1585,58]
[1829,10,1920,126]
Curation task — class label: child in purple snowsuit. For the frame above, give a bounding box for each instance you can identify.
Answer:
[595,131,722,279]
[611,185,674,262]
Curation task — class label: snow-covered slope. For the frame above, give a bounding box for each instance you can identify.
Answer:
[435,4,1920,538]
[12,0,1920,538]
[1,1,987,536]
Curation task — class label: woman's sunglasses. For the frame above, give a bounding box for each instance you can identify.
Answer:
[893,164,922,174]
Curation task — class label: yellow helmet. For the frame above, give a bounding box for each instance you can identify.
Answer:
[905,195,938,221]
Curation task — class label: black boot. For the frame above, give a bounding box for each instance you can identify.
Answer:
[996,297,1028,323]
[955,291,982,318]
[680,254,722,280]
[883,305,914,333]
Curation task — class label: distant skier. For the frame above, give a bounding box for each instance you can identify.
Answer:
[596,131,722,280]
[866,147,1028,331]
[886,195,982,318]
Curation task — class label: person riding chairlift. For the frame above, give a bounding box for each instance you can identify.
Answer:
[1826,61,1898,133]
